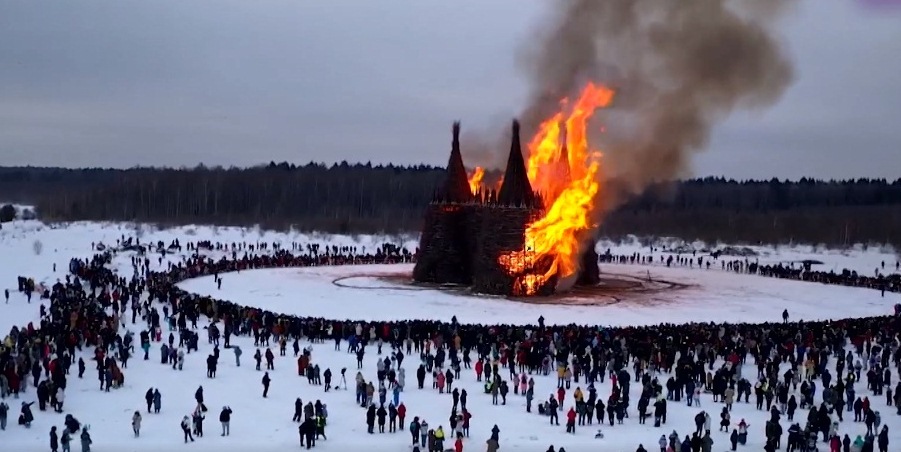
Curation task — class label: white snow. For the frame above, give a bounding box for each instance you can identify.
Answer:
[178,263,896,327]
[1,220,900,452]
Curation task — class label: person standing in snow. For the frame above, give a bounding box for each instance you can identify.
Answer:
[299,417,316,449]
[180,416,194,443]
[388,403,398,433]
[366,404,376,434]
[486,437,500,452]
[376,404,387,433]
[50,426,59,452]
[565,407,577,433]
[206,354,217,378]
[409,417,420,445]
[265,348,275,370]
[293,398,304,422]
[153,389,161,413]
[132,411,142,437]
[262,372,271,398]
[192,408,205,437]
[55,387,65,413]
[397,402,407,429]
[79,426,92,452]
[61,428,71,452]
[19,401,35,427]
[219,406,232,436]
[0,401,8,430]
[315,412,327,440]
[144,388,154,413]
[233,346,242,367]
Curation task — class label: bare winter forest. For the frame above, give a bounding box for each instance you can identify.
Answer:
[1,164,899,247]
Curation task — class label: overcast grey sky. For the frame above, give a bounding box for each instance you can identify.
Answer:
[0,0,899,179]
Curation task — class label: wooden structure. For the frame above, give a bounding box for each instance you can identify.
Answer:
[413,120,599,296]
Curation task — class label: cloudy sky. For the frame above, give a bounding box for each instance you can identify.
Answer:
[1,0,899,180]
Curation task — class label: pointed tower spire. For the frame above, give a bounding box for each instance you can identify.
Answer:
[497,119,535,207]
[442,121,472,203]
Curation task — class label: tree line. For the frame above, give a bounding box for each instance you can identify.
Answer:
[1,163,899,247]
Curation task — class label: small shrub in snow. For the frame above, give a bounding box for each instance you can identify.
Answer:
[0,204,15,223]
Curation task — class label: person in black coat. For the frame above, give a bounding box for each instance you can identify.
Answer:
[376,405,387,433]
[299,417,316,449]
[145,388,154,413]
[293,398,303,422]
[18,402,34,427]
[417,365,426,389]
[50,426,59,452]
[877,425,889,452]
[207,355,217,378]
[219,406,232,436]
[262,372,271,398]
[366,404,376,434]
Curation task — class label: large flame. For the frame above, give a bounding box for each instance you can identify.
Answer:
[468,167,505,196]
[467,167,485,195]
[500,82,615,295]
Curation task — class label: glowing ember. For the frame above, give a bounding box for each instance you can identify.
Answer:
[499,82,615,295]
[467,166,485,195]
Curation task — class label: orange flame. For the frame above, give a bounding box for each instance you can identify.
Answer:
[499,82,615,295]
[467,167,485,195]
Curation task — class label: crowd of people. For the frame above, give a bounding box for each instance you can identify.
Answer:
[2,235,900,452]
[599,249,901,296]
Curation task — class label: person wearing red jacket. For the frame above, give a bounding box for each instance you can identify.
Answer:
[829,434,841,452]
[397,402,406,428]
[557,387,565,405]
[461,409,471,437]
[454,436,464,452]
[437,372,446,394]
[475,360,483,382]
[566,407,577,433]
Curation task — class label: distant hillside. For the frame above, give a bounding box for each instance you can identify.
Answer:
[1,164,900,247]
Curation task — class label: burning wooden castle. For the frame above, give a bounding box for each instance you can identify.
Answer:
[413,120,600,296]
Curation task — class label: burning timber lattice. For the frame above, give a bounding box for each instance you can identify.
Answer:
[412,120,598,297]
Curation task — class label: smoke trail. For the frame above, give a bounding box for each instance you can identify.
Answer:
[517,0,797,209]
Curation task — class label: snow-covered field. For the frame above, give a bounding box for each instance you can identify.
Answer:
[179,263,895,327]
[1,220,900,451]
